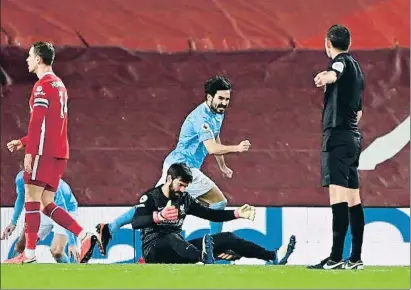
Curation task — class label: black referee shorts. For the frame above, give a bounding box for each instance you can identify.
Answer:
[321,131,362,189]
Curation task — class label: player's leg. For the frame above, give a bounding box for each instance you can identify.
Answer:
[4,158,46,263]
[187,168,227,234]
[40,157,97,263]
[45,219,70,263]
[50,232,70,263]
[42,189,96,263]
[155,162,169,187]
[345,138,364,270]
[12,229,26,257]
[190,233,296,265]
[145,233,215,264]
[96,206,137,256]
[197,187,227,235]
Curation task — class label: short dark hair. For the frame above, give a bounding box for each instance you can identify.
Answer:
[32,41,55,65]
[167,163,193,184]
[204,75,232,99]
[326,25,351,51]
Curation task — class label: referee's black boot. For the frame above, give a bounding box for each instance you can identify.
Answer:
[307,257,344,270]
[343,259,364,270]
[201,234,215,264]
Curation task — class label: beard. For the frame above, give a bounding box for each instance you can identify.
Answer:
[169,184,183,200]
[211,104,226,114]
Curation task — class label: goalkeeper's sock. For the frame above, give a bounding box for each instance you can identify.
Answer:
[329,202,349,261]
[108,207,136,234]
[209,200,227,235]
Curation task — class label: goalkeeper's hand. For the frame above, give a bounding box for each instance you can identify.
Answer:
[156,200,178,222]
[234,204,256,221]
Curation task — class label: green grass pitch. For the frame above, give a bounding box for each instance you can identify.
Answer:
[1,264,409,289]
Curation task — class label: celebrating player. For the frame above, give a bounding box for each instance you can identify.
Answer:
[95,76,251,253]
[4,42,97,264]
[2,171,80,263]
[308,25,365,270]
[98,163,296,264]
[156,76,251,235]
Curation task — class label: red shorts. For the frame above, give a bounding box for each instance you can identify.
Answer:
[24,155,67,192]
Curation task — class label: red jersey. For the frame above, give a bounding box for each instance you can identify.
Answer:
[20,72,69,159]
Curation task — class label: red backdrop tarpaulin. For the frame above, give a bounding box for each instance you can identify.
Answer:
[1,0,409,51]
[1,47,409,207]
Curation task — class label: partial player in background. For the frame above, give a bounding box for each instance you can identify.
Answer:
[4,42,97,264]
[308,25,365,270]
[1,171,80,263]
[156,76,251,235]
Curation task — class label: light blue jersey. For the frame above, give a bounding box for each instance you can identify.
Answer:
[164,102,224,169]
[12,171,78,246]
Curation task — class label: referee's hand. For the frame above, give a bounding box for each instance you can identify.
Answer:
[314,71,328,87]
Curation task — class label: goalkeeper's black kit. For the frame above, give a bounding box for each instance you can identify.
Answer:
[131,186,277,264]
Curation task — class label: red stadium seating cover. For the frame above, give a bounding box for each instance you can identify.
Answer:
[1,47,409,207]
[1,0,409,51]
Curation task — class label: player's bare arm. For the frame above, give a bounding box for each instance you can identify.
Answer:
[214,135,233,178]
[203,138,251,155]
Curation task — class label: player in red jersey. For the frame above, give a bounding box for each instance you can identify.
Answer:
[4,42,98,264]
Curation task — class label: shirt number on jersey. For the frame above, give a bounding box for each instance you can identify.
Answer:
[59,91,68,118]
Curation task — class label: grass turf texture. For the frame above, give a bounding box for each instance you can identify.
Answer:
[1,264,409,289]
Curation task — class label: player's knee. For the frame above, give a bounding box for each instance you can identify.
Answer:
[218,232,236,240]
[329,184,348,205]
[347,189,361,207]
[50,245,65,258]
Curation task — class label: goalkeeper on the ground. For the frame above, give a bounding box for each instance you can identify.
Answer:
[96,162,296,264]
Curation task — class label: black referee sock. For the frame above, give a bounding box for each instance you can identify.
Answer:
[330,202,349,261]
[349,204,365,262]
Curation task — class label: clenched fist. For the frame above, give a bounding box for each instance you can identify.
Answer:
[6,140,23,153]
[237,140,251,152]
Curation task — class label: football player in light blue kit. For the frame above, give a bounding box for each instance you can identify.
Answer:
[1,171,80,263]
[156,75,251,234]
[95,76,251,257]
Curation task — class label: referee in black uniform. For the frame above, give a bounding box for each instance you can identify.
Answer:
[308,25,365,270]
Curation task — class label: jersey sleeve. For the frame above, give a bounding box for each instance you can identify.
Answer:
[54,188,67,210]
[186,195,236,222]
[327,57,346,80]
[26,84,52,155]
[195,118,215,143]
[61,181,78,212]
[131,193,158,229]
